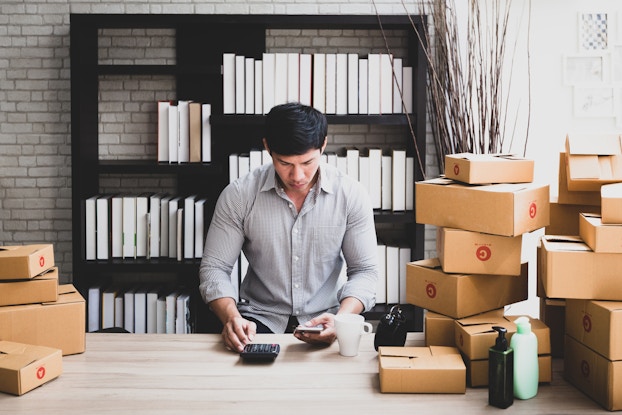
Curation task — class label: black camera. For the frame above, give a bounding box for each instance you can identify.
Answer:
[374,305,408,351]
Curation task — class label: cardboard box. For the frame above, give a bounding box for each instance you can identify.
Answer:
[566,299,622,361]
[465,354,552,387]
[455,312,550,360]
[579,213,622,253]
[424,311,455,347]
[0,267,58,307]
[415,178,549,236]
[437,227,523,276]
[546,196,600,235]
[565,335,622,411]
[444,153,534,184]
[539,297,565,358]
[540,235,622,300]
[0,284,85,355]
[0,244,54,280]
[378,346,466,393]
[602,182,622,224]
[406,259,528,319]
[565,133,622,192]
[557,152,601,206]
[0,341,62,396]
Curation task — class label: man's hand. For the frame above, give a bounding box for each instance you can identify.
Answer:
[293,313,336,346]
[222,316,257,353]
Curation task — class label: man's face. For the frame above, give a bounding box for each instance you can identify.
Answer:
[270,147,323,196]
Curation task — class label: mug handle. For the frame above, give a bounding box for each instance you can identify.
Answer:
[362,322,373,333]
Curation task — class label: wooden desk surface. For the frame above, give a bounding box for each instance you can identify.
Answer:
[0,333,606,414]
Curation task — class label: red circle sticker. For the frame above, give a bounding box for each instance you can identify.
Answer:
[529,202,537,219]
[36,366,46,380]
[39,255,45,268]
[453,164,460,176]
[583,315,592,333]
[476,246,491,262]
[581,360,590,378]
[426,283,437,299]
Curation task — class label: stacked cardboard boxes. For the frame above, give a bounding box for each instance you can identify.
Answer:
[410,152,552,387]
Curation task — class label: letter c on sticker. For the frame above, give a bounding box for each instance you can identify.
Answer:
[476,246,491,261]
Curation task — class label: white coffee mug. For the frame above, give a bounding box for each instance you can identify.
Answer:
[334,314,373,357]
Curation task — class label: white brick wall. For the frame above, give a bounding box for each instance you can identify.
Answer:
[0,0,437,283]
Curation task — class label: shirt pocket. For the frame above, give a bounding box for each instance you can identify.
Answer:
[312,225,344,263]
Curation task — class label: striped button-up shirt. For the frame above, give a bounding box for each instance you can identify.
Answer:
[199,161,378,333]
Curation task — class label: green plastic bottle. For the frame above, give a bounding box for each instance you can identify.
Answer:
[488,326,513,409]
[510,316,539,399]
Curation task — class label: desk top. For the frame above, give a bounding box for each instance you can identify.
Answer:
[0,333,606,415]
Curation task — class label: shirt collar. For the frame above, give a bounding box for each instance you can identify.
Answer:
[259,163,335,195]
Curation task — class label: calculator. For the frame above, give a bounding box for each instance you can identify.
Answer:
[240,343,280,362]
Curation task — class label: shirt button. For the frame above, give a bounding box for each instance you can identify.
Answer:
[293,228,298,234]
[294,256,299,261]
[294,284,299,289]
[295,310,300,315]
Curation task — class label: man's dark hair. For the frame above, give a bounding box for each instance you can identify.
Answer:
[264,102,328,155]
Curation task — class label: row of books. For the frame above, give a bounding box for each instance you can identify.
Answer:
[85,193,207,261]
[377,242,412,305]
[157,100,212,163]
[229,147,414,211]
[223,52,413,115]
[87,284,193,334]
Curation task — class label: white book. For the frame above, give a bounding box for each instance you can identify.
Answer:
[165,291,178,334]
[87,285,101,332]
[386,244,400,304]
[348,53,359,114]
[274,53,288,106]
[380,54,393,114]
[336,155,347,175]
[368,148,382,209]
[159,195,172,257]
[201,103,212,162]
[222,53,236,114]
[398,246,411,304]
[402,66,413,113]
[85,195,97,260]
[134,287,147,334]
[189,101,202,163]
[262,53,275,114]
[238,153,250,178]
[122,195,136,259]
[135,193,149,257]
[167,101,179,163]
[406,157,414,211]
[391,149,406,212]
[345,147,359,181]
[261,149,271,165]
[229,153,239,183]
[146,289,159,334]
[392,58,403,114]
[381,155,392,210]
[177,100,190,163]
[312,53,326,113]
[124,287,136,333]
[376,244,387,304]
[254,60,263,115]
[249,149,262,172]
[325,53,337,114]
[157,100,170,162]
[367,54,380,115]
[96,194,113,260]
[235,55,245,114]
[326,151,338,168]
[101,286,117,330]
[149,193,165,258]
[168,197,180,259]
[359,59,368,114]
[111,195,123,258]
[359,155,370,196]
[114,293,124,328]
[194,198,207,258]
[183,194,197,260]
[287,53,299,103]
[176,208,183,262]
[336,53,348,115]
[176,293,191,334]
[245,57,255,114]
[156,293,167,334]
[299,53,312,106]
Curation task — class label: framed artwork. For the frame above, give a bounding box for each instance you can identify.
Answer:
[563,54,606,85]
[579,12,609,51]
[573,86,615,117]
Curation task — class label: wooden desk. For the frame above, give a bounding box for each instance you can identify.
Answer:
[0,333,606,414]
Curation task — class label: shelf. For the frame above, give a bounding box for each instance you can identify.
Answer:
[96,64,222,76]
[374,210,415,224]
[211,114,416,126]
[77,258,201,274]
[98,160,223,175]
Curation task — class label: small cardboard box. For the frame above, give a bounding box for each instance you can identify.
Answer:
[601,183,622,224]
[540,235,622,300]
[378,346,466,393]
[406,259,528,319]
[565,133,622,192]
[565,334,622,411]
[444,153,534,184]
[566,299,622,361]
[465,354,552,387]
[455,312,550,360]
[579,213,622,253]
[539,297,566,358]
[424,311,456,347]
[0,341,62,396]
[415,178,549,236]
[0,267,59,307]
[557,152,601,206]
[437,227,523,276]
[546,196,600,236]
[0,244,54,280]
[0,284,85,356]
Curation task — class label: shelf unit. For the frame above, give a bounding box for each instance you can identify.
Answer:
[70,13,428,333]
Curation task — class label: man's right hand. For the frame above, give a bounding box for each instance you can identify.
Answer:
[222,316,257,353]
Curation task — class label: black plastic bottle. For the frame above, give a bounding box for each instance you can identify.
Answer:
[489,326,514,409]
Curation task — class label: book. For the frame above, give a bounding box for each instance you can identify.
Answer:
[359,154,370,196]
[325,53,336,114]
[398,245,411,304]
[183,194,197,260]
[245,57,255,114]
[167,100,178,163]
[176,208,183,262]
[274,53,287,106]
[96,194,113,260]
[135,193,150,257]
[124,287,136,333]
[168,197,181,259]
[312,53,326,113]
[111,195,123,258]
[359,59,368,114]
[381,154,393,210]
[406,156,414,211]
[177,100,190,163]
[299,53,312,106]
[159,195,172,257]
[376,244,387,304]
[149,193,165,258]
[392,58,403,113]
[157,100,170,162]
[133,286,148,334]
[368,148,382,209]
[235,55,245,114]
[380,54,393,114]
[345,147,359,181]
[237,153,250,178]
[348,53,359,114]
[287,53,299,103]
[156,293,167,334]
[402,66,413,113]
[385,244,399,304]
[87,285,101,332]
[254,60,263,115]
[391,149,406,212]
[222,53,236,114]
[114,291,124,328]
[194,198,207,258]
[262,53,275,114]
[101,286,117,330]
[146,289,159,334]
[176,293,191,334]
[201,103,212,162]
[189,101,202,163]
[229,153,239,183]
[336,53,348,115]
[249,149,262,173]
[85,195,97,260]
[122,194,137,259]
[165,291,178,334]
[367,54,380,114]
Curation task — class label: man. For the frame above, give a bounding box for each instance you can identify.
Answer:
[199,102,378,353]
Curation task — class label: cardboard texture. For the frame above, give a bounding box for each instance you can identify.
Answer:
[566,299,622,361]
[378,346,466,393]
[0,341,62,396]
[546,196,600,236]
[579,213,622,253]
[0,244,54,280]
[454,312,551,360]
[601,183,622,224]
[444,153,534,184]
[415,178,549,236]
[565,335,622,411]
[0,284,85,355]
[465,355,552,387]
[424,311,455,347]
[557,152,601,206]
[437,227,523,276]
[0,267,58,307]
[406,259,528,319]
[565,133,622,191]
[539,298,566,358]
[540,235,622,300]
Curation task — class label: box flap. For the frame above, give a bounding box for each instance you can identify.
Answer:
[410,258,442,270]
[456,311,508,327]
[541,235,591,252]
[566,133,622,155]
[602,182,622,198]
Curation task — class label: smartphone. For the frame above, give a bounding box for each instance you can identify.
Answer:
[294,325,324,334]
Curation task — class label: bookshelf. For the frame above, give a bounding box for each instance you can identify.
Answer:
[70,13,428,333]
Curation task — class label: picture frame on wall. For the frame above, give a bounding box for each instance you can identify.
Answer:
[579,12,609,51]
[573,86,615,117]
[563,54,607,85]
